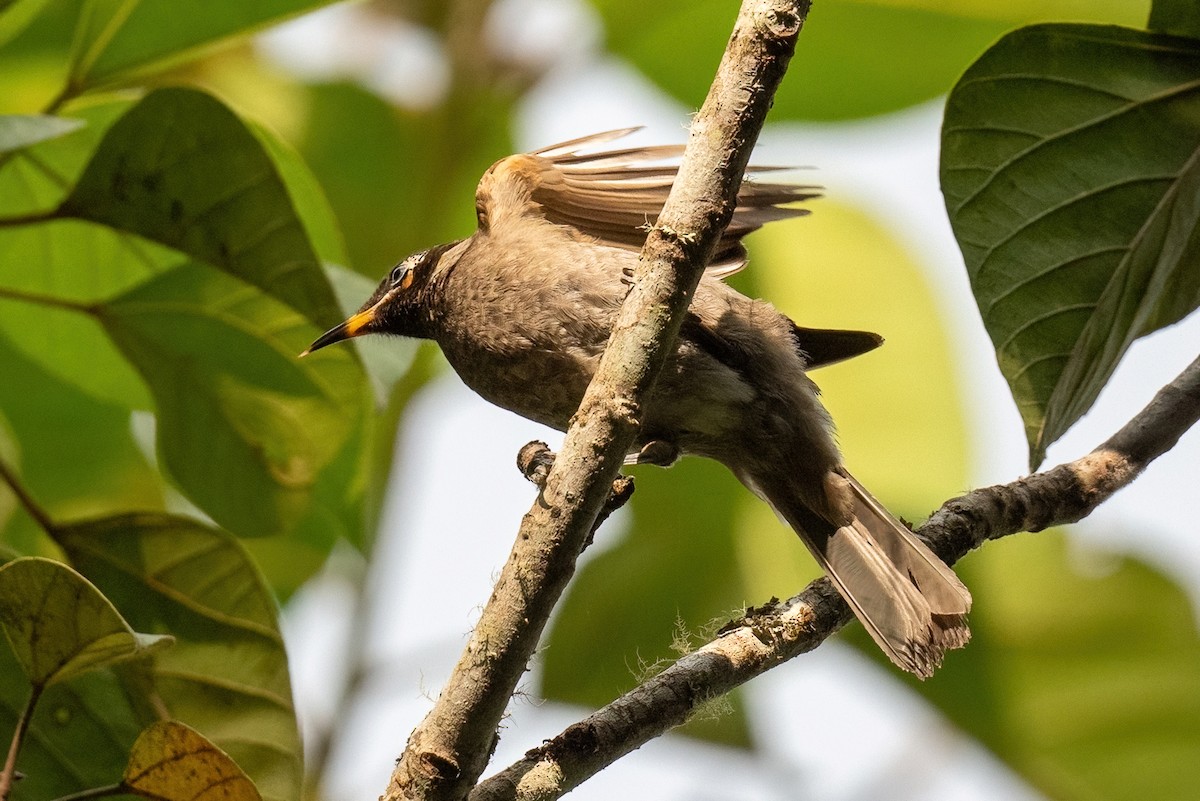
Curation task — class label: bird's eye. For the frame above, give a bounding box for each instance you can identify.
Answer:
[390,265,408,286]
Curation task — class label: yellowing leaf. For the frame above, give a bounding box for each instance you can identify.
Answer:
[125,720,261,801]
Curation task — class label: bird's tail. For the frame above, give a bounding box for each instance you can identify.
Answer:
[761,470,971,678]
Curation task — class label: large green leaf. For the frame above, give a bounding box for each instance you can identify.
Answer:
[250,120,348,268]
[56,512,302,801]
[866,532,1200,801]
[941,23,1200,466]
[58,87,342,329]
[96,262,364,539]
[592,0,1146,122]
[0,220,170,411]
[0,331,162,551]
[0,0,79,114]
[66,0,341,93]
[1150,0,1200,38]
[0,557,145,801]
[0,96,160,410]
[0,556,171,687]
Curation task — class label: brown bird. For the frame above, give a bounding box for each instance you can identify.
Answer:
[304,129,971,677]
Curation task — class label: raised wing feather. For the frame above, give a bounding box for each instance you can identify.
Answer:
[476,128,820,276]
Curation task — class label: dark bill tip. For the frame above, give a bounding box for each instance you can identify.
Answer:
[301,307,377,357]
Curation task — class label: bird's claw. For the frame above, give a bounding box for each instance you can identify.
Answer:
[517,440,555,488]
[630,439,680,467]
[620,265,636,291]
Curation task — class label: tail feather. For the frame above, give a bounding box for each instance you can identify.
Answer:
[760,471,971,679]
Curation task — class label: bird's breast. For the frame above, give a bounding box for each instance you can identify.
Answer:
[438,333,600,432]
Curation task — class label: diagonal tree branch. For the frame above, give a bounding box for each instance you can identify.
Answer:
[471,352,1200,801]
[384,2,814,799]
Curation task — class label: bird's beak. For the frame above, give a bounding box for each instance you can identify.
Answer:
[300,307,378,357]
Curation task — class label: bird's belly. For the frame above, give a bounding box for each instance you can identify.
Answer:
[442,343,597,432]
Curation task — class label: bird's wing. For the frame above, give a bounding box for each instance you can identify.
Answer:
[474,128,819,277]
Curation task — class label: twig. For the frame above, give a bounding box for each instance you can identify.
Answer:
[1,687,41,801]
[383,2,814,799]
[470,353,1200,801]
[0,457,57,534]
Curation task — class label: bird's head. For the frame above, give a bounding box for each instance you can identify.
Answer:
[301,242,459,356]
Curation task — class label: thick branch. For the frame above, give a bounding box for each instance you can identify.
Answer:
[472,353,1200,801]
[384,2,813,799]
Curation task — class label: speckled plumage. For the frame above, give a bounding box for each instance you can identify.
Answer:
[307,130,971,677]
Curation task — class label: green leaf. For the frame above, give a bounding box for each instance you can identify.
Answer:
[884,532,1200,801]
[0,643,146,801]
[68,0,342,92]
[125,721,261,801]
[56,512,302,801]
[0,0,79,114]
[0,0,53,52]
[1149,0,1200,38]
[0,113,83,153]
[58,87,342,329]
[250,120,348,268]
[0,97,164,410]
[0,95,129,217]
[0,331,162,550]
[0,221,168,411]
[96,262,364,539]
[941,23,1200,466]
[0,556,171,687]
[592,0,1146,122]
[296,81,512,274]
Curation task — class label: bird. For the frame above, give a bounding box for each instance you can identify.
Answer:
[303,128,971,677]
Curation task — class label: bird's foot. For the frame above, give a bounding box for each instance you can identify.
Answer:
[628,439,680,467]
[620,265,636,292]
[515,440,635,551]
[517,440,556,488]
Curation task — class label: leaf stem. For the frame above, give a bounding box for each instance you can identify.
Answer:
[0,210,58,229]
[47,783,127,801]
[0,456,57,534]
[0,286,95,316]
[0,685,42,801]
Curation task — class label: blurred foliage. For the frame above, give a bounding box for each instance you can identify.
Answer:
[849,531,1200,801]
[594,0,1147,121]
[0,1,1196,800]
[942,19,1200,467]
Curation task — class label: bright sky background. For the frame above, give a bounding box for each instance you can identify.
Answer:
[263,2,1200,798]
